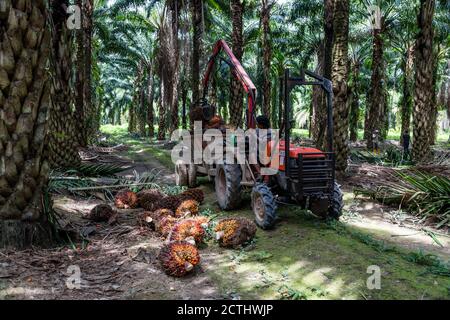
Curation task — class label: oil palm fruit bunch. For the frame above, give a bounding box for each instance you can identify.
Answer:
[181,188,204,204]
[139,208,174,229]
[137,189,164,210]
[158,241,200,277]
[155,215,178,237]
[154,194,183,212]
[192,216,210,228]
[114,189,139,209]
[138,211,159,229]
[168,219,206,245]
[87,204,117,223]
[175,199,200,218]
[214,217,257,248]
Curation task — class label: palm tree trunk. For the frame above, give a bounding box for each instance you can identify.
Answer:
[48,0,81,168]
[0,0,55,248]
[367,28,385,149]
[261,0,273,117]
[83,0,94,143]
[400,45,414,145]
[158,83,166,140]
[209,74,218,108]
[75,0,85,146]
[331,0,350,172]
[412,0,435,162]
[130,63,144,134]
[349,61,361,142]
[182,85,188,129]
[230,0,244,128]
[170,1,180,131]
[311,43,325,143]
[138,83,147,136]
[323,0,334,80]
[429,48,439,145]
[313,0,334,149]
[147,65,155,138]
[191,0,203,105]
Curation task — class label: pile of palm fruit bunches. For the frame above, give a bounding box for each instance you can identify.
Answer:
[87,188,257,277]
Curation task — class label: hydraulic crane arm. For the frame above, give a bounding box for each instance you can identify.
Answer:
[202,39,257,129]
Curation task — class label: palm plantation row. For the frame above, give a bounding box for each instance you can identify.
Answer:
[0,0,449,248]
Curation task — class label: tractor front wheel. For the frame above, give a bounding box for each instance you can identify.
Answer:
[328,182,344,219]
[215,164,242,210]
[252,183,277,229]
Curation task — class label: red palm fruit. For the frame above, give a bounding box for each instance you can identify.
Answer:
[168,219,206,245]
[192,216,210,228]
[181,188,205,204]
[214,217,257,248]
[87,204,117,223]
[154,208,175,218]
[175,199,199,218]
[137,189,164,210]
[154,195,183,212]
[155,215,178,237]
[158,241,200,277]
[114,189,139,209]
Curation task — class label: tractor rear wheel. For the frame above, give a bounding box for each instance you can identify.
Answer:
[175,162,188,186]
[328,182,344,219]
[215,164,242,210]
[252,183,277,229]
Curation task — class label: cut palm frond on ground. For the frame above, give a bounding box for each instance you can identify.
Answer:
[355,171,450,228]
[49,169,161,201]
[53,163,131,177]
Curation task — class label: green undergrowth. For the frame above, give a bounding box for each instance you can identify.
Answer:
[101,125,174,170]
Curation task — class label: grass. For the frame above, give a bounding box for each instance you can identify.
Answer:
[102,124,450,300]
[101,124,174,170]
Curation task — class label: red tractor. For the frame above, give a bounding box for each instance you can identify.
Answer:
[175,39,343,229]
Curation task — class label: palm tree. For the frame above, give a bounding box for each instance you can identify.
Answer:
[412,0,435,162]
[331,0,350,172]
[83,0,95,143]
[75,0,85,145]
[48,0,81,168]
[348,52,362,142]
[191,0,204,108]
[0,0,55,248]
[312,0,335,148]
[230,0,244,128]
[147,61,156,137]
[167,0,181,132]
[261,0,274,117]
[364,1,396,149]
